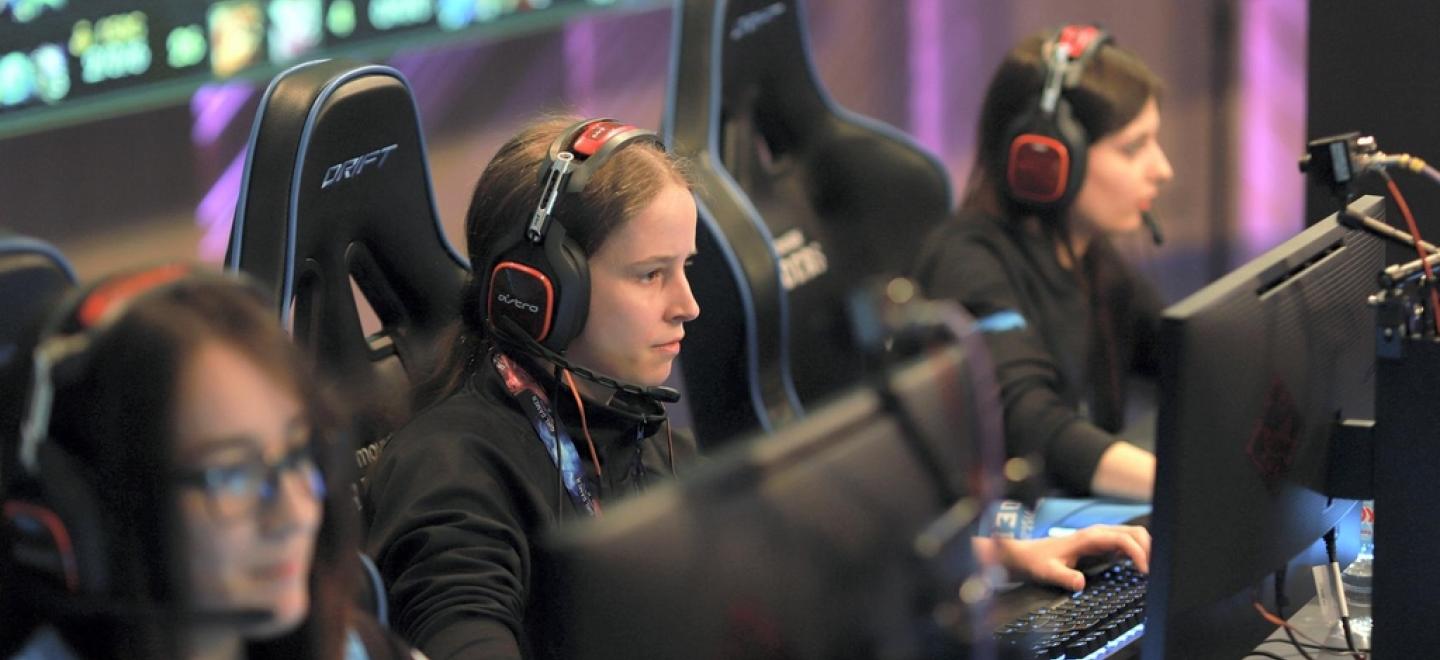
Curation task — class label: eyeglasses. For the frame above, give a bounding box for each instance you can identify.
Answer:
[175,443,327,521]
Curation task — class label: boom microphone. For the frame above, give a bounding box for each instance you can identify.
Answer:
[1142,210,1164,246]
[493,317,682,404]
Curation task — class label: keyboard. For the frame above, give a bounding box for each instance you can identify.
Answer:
[993,559,1148,659]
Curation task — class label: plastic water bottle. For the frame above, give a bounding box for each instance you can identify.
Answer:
[1340,500,1374,640]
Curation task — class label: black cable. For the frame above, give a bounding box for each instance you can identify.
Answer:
[1275,569,1318,660]
[1258,638,1372,654]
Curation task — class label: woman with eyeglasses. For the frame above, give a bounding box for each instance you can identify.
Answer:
[2,266,417,659]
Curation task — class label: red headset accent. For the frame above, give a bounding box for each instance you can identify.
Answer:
[1055,25,1104,59]
[1007,134,1070,203]
[4,501,79,593]
[76,263,191,327]
[488,261,557,343]
[571,121,638,158]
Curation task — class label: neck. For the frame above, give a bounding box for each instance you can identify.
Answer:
[1055,220,1094,270]
[187,628,244,660]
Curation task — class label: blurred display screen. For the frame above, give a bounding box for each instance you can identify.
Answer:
[0,0,628,137]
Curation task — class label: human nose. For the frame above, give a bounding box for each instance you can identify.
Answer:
[1152,143,1174,185]
[669,270,700,323]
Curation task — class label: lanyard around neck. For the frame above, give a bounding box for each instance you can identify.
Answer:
[490,350,599,517]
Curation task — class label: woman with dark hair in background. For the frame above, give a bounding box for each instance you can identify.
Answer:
[2,266,415,659]
[916,26,1174,501]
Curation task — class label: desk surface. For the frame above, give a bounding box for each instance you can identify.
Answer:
[1250,598,1370,659]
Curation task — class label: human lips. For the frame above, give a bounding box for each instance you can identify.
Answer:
[253,559,305,584]
[653,337,684,354]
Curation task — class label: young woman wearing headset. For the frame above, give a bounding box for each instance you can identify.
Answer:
[916,26,1174,501]
[364,115,1151,660]
[2,266,415,659]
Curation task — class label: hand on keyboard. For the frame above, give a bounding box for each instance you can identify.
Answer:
[992,524,1150,591]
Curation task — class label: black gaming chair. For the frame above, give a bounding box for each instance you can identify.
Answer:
[666,0,953,447]
[0,234,75,376]
[226,59,467,456]
[0,234,76,502]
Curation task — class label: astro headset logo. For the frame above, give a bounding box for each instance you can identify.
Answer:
[321,143,399,190]
[496,293,540,314]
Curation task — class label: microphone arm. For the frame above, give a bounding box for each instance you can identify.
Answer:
[492,317,681,403]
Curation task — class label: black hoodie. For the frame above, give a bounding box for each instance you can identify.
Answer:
[363,353,698,660]
[914,209,1163,494]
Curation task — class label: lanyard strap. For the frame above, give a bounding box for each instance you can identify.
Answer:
[490,351,599,517]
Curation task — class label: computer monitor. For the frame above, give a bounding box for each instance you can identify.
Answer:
[1143,196,1384,658]
[533,304,1002,660]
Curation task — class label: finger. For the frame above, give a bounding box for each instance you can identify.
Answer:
[1071,528,1149,573]
[1032,559,1086,592]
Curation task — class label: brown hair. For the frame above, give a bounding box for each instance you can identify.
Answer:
[961,31,1163,221]
[419,115,693,405]
[23,273,351,659]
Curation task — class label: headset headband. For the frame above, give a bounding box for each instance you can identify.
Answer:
[1038,25,1111,115]
[17,264,234,476]
[525,119,663,244]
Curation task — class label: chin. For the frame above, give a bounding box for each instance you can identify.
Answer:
[245,591,310,640]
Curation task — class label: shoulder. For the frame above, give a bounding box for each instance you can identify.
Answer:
[368,371,548,493]
[915,209,1027,314]
[345,614,430,660]
[11,627,77,660]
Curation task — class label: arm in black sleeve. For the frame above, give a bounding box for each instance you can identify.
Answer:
[916,228,1119,493]
[365,413,553,660]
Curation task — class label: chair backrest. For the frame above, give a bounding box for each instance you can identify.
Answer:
[666,0,953,447]
[227,59,467,451]
[0,233,76,499]
[0,234,76,378]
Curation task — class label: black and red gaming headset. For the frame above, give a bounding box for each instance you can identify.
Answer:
[1000,24,1113,213]
[485,118,665,353]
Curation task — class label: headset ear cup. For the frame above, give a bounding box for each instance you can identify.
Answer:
[37,442,107,594]
[488,246,560,346]
[1003,106,1066,209]
[6,442,107,595]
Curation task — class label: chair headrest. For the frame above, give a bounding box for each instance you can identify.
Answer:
[0,235,76,375]
[665,0,954,447]
[227,59,467,435]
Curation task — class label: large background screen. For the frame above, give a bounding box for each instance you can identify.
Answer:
[0,0,634,137]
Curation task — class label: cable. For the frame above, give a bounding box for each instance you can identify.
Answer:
[1271,569,1319,660]
[1258,639,1373,655]
[560,367,603,518]
[1253,600,1327,649]
[1322,528,1364,659]
[1380,170,1440,336]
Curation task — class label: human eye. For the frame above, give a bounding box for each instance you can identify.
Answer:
[201,463,261,499]
[280,443,318,473]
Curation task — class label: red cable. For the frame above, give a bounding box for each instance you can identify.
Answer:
[1384,175,1440,336]
[562,369,603,517]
